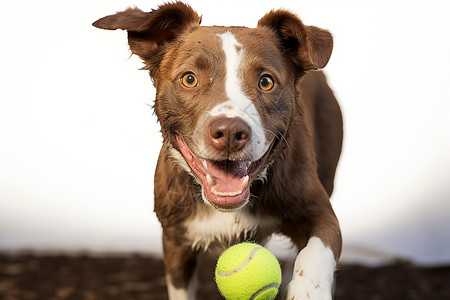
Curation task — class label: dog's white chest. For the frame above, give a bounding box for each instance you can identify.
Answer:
[184,209,277,251]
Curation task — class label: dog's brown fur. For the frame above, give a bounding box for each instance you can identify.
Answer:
[94,2,343,298]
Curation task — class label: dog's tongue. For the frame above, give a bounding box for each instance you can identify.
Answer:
[204,160,250,207]
[207,161,247,192]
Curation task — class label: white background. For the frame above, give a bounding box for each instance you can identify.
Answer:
[1,0,449,265]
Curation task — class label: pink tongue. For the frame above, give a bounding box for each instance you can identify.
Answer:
[207,161,248,193]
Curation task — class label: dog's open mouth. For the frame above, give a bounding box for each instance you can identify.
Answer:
[176,134,273,210]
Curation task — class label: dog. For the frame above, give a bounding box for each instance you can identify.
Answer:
[94,2,342,299]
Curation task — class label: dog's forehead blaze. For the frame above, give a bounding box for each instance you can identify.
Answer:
[166,26,284,80]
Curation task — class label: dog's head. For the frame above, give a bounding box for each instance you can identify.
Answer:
[94,2,333,211]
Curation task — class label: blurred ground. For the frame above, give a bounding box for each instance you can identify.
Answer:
[0,253,449,300]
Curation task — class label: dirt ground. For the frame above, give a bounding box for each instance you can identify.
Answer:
[0,253,449,300]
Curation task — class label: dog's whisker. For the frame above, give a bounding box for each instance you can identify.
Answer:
[264,129,278,138]
[277,131,291,152]
[250,193,260,201]
[264,129,291,152]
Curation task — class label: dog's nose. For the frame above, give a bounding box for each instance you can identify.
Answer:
[209,117,251,152]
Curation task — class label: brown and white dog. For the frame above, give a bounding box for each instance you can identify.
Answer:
[94,2,342,299]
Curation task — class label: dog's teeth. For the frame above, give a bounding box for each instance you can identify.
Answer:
[202,160,208,170]
[242,175,249,186]
[206,174,214,186]
[211,188,241,197]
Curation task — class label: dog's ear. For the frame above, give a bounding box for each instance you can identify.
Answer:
[93,2,201,71]
[257,10,333,71]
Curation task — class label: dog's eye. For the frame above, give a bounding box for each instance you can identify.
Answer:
[181,73,199,88]
[259,75,274,91]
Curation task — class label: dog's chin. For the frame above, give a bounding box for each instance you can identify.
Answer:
[175,134,273,211]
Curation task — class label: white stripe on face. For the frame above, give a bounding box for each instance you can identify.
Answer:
[210,31,268,160]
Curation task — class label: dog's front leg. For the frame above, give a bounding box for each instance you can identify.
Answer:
[162,230,197,300]
[283,206,341,300]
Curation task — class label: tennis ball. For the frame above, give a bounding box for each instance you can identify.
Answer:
[215,242,282,300]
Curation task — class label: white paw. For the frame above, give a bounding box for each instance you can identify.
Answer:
[283,237,335,300]
[284,274,332,300]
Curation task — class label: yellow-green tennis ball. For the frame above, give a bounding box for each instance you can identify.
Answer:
[215,242,282,300]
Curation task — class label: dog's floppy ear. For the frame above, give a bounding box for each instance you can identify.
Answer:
[93,2,201,71]
[258,10,333,72]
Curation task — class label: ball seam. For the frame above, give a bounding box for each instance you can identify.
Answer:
[216,246,262,276]
[249,283,280,300]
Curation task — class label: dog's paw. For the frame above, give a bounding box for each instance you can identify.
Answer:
[283,237,335,300]
[283,275,332,300]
